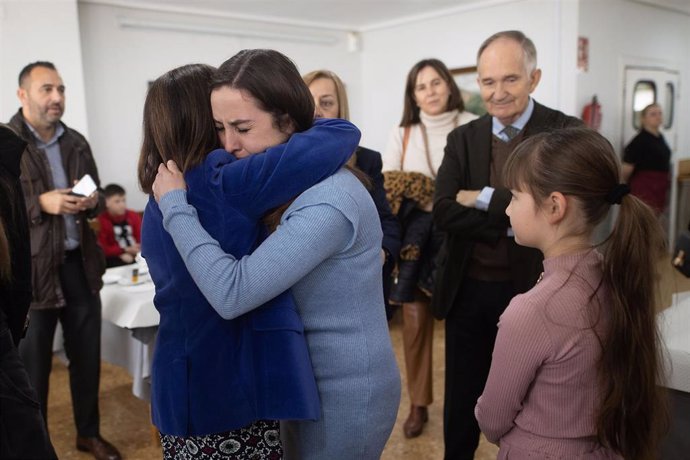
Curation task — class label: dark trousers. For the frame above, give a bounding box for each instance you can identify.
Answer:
[443,278,514,460]
[18,249,102,437]
[0,327,57,459]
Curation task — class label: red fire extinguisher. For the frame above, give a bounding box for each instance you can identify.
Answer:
[581,95,602,131]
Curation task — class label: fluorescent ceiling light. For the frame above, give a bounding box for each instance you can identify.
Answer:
[117,17,340,45]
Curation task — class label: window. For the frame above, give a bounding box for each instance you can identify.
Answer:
[632,80,656,130]
[663,82,674,129]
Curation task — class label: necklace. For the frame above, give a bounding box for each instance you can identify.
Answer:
[418,112,459,178]
[535,272,544,284]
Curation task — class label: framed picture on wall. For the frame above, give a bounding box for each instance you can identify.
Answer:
[450,66,486,116]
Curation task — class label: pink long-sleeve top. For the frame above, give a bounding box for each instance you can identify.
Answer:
[475,249,621,459]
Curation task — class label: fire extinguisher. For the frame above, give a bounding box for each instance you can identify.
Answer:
[581,95,602,131]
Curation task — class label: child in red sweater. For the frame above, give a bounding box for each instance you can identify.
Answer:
[97,183,141,267]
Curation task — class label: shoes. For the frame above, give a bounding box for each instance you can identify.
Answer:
[403,405,429,438]
[76,436,122,460]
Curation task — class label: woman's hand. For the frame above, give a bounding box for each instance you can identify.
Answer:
[153,160,187,203]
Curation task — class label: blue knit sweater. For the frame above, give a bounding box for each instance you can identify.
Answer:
[160,169,401,458]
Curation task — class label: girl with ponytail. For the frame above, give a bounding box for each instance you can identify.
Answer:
[475,127,668,459]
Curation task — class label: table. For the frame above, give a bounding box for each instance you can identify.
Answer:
[99,265,159,400]
[101,265,158,329]
[658,291,690,459]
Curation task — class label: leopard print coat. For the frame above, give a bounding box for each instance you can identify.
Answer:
[382,170,435,215]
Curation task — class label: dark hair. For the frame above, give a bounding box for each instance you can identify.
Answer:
[138,64,218,194]
[477,30,537,74]
[212,49,314,134]
[212,51,367,228]
[503,127,668,460]
[18,61,57,87]
[400,58,464,127]
[104,183,126,198]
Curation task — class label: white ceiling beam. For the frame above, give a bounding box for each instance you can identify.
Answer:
[117,16,340,45]
[81,0,359,31]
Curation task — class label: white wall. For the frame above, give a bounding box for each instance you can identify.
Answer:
[358,0,580,152]
[577,0,690,238]
[78,2,359,210]
[577,0,689,156]
[3,0,687,215]
[0,0,89,136]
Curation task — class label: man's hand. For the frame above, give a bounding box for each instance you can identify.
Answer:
[152,160,187,203]
[76,191,99,211]
[39,189,82,215]
[456,190,481,208]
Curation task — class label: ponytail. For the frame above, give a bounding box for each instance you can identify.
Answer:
[597,192,668,460]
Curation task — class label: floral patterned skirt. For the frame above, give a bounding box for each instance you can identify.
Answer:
[160,420,282,460]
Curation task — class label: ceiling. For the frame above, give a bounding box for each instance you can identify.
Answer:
[631,0,690,15]
[83,0,486,30]
[83,0,690,31]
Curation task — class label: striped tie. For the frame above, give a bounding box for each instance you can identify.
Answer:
[502,125,520,141]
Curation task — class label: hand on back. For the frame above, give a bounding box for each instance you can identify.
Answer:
[153,160,187,203]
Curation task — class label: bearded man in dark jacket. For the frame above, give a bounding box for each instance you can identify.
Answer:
[9,61,121,460]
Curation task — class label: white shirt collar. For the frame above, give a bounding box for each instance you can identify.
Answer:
[25,121,64,147]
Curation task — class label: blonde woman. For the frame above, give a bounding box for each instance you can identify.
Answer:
[383,58,477,438]
[303,69,400,316]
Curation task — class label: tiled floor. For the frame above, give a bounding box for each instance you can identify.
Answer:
[46,355,160,459]
[45,257,690,459]
[45,314,498,459]
[381,314,499,460]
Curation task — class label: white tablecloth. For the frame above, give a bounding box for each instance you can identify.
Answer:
[659,291,690,459]
[101,265,159,329]
[101,322,156,400]
[659,291,690,393]
[99,265,159,400]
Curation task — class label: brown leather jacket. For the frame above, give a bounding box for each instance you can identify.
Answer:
[9,110,105,310]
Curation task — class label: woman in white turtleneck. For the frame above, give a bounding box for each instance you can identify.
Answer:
[382,59,477,439]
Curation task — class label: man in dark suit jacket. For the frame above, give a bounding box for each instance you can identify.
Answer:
[432,31,582,459]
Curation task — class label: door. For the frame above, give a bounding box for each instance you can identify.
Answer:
[622,67,679,151]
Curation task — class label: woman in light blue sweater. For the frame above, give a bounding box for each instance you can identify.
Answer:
[152,51,401,459]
